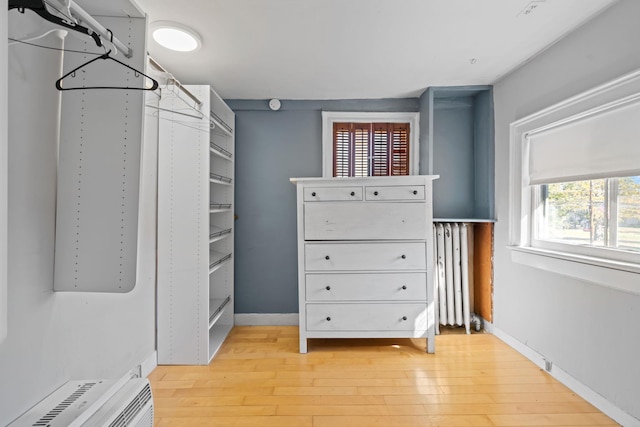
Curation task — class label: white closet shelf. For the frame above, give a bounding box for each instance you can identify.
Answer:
[209,226,232,243]
[211,126,233,138]
[209,250,232,273]
[210,203,232,213]
[210,113,233,137]
[209,296,231,329]
[210,142,233,160]
[210,173,233,186]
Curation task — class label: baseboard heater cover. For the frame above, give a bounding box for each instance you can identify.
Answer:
[8,378,153,427]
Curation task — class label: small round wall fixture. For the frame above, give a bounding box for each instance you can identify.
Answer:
[151,21,202,52]
[269,99,281,111]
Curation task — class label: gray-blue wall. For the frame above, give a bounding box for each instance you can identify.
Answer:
[473,89,495,219]
[227,99,419,314]
[228,93,495,313]
[431,97,476,219]
[418,87,494,220]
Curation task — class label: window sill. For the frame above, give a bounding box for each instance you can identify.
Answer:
[510,246,640,296]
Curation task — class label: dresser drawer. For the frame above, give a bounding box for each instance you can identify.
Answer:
[306,273,427,301]
[306,303,428,331]
[304,202,426,240]
[305,242,426,271]
[365,185,425,201]
[304,186,363,201]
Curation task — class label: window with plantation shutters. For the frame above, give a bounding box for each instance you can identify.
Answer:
[322,111,419,177]
[332,122,411,177]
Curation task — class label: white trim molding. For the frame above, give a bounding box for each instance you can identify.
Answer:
[508,69,640,293]
[140,351,158,378]
[511,246,640,296]
[493,326,640,427]
[321,111,420,177]
[234,313,299,326]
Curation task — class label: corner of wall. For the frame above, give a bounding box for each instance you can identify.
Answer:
[0,0,8,344]
[418,88,433,175]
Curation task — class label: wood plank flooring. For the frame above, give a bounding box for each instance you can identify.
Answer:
[149,326,619,426]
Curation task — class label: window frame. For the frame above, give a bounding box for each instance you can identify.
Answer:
[322,111,420,178]
[509,69,640,295]
[530,179,640,265]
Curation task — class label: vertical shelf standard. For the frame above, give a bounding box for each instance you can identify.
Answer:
[157,85,235,365]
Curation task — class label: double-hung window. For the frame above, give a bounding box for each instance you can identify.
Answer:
[322,112,419,177]
[509,70,640,293]
[534,177,640,259]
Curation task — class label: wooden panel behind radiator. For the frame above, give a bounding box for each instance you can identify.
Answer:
[473,222,493,322]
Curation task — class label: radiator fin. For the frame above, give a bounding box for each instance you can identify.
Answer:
[433,222,473,334]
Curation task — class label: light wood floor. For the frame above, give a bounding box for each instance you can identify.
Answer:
[149,326,619,427]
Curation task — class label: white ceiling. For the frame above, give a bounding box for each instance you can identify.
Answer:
[99,0,616,100]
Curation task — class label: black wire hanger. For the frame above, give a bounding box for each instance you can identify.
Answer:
[55,49,160,91]
[9,0,102,48]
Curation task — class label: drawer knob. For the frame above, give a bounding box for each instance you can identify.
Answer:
[311,192,316,196]
[401,254,406,259]
[325,285,331,291]
[350,191,355,196]
[401,285,407,290]
[373,191,379,196]
[412,190,418,195]
[402,316,408,321]
[325,255,330,260]
[326,316,331,321]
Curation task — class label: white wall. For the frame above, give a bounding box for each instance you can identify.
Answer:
[493,0,640,423]
[0,13,157,425]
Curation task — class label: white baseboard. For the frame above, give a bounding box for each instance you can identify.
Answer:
[492,326,639,427]
[234,313,298,326]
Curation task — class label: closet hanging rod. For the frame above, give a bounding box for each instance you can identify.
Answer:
[149,57,202,108]
[44,0,133,58]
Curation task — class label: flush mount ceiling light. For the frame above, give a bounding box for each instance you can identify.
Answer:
[151,21,201,52]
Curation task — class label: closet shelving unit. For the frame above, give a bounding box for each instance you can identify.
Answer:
[157,84,235,365]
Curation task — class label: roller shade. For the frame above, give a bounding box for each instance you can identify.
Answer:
[527,97,640,185]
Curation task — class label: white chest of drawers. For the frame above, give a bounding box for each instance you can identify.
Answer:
[290,176,438,353]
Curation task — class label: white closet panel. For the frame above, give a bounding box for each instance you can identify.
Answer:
[157,84,235,365]
[54,16,147,292]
